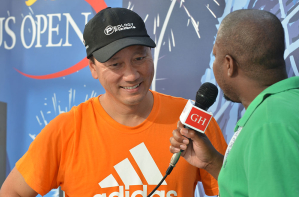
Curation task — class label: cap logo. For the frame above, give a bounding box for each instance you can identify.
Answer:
[104,23,136,35]
[104,25,114,35]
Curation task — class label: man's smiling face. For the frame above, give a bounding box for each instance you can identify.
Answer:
[89,45,154,107]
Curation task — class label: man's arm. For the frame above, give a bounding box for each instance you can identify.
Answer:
[169,121,224,180]
[0,167,38,197]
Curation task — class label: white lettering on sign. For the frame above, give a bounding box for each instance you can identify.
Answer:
[0,12,91,50]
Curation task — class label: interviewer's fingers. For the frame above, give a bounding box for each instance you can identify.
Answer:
[169,133,186,154]
[180,126,212,150]
[169,145,180,154]
[172,128,189,143]
[176,121,210,147]
[180,126,201,140]
[169,136,188,153]
[170,122,190,154]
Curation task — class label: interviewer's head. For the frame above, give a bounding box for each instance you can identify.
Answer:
[212,9,287,106]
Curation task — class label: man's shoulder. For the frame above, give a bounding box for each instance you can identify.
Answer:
[152,90,187,104]
[255,89,299,120]
[67,96,99,115]
[48,96,99,127]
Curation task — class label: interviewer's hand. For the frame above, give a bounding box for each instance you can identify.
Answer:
[169,121,224,180]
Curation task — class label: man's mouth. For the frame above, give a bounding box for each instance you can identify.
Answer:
[121,83,141,89]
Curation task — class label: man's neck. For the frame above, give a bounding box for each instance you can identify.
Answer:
[240,75,288,109]
[99,91,154,127]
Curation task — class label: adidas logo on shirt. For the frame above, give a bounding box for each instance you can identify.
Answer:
[93,143,177,197]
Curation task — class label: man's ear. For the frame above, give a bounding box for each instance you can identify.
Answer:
[225,55,237,77]
[88,59,98,79]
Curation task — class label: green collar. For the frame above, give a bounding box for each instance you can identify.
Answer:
[234,76,299,132]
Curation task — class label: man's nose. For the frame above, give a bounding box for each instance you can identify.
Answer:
[122,64,140,81]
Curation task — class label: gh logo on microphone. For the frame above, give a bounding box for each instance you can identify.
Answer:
[190,114,207,125]
[180,100,213,133]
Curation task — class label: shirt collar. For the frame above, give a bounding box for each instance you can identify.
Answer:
[234,76,299,132]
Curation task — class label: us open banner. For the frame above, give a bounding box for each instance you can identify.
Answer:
[1,0,298,197]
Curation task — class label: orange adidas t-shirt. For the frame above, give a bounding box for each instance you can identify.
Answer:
[16,90,227,197]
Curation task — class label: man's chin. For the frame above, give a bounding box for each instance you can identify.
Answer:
[122,96,144,106]
[223,94,235,103]
[223,95,242,104]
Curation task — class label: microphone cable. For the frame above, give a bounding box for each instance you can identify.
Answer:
[147,151,182,197]
[147,82,218,197]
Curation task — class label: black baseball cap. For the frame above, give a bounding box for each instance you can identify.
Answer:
[83,7,156,63]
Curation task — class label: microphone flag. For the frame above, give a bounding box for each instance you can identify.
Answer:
[180,99,213,133]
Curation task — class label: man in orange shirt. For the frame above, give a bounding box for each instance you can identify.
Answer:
[0,7,227,197]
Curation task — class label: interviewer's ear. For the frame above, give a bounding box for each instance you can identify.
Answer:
[88,58,98,79]
[225,55,237,77]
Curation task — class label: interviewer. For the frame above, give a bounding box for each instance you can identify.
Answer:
[170,9,299,197]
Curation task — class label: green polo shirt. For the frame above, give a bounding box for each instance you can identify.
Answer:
[218,76,299,197]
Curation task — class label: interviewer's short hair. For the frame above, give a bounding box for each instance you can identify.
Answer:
[217,9,285,80]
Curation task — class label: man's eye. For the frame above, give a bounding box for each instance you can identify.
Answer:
[136,56,145,61]
[110,63,119,67]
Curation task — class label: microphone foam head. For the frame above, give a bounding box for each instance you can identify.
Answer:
[196,82,218,109]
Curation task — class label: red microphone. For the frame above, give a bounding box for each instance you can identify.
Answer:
[169,82,218,167]
[147,83,218,197]
[181,82,218,133]
[180,99,213,133]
